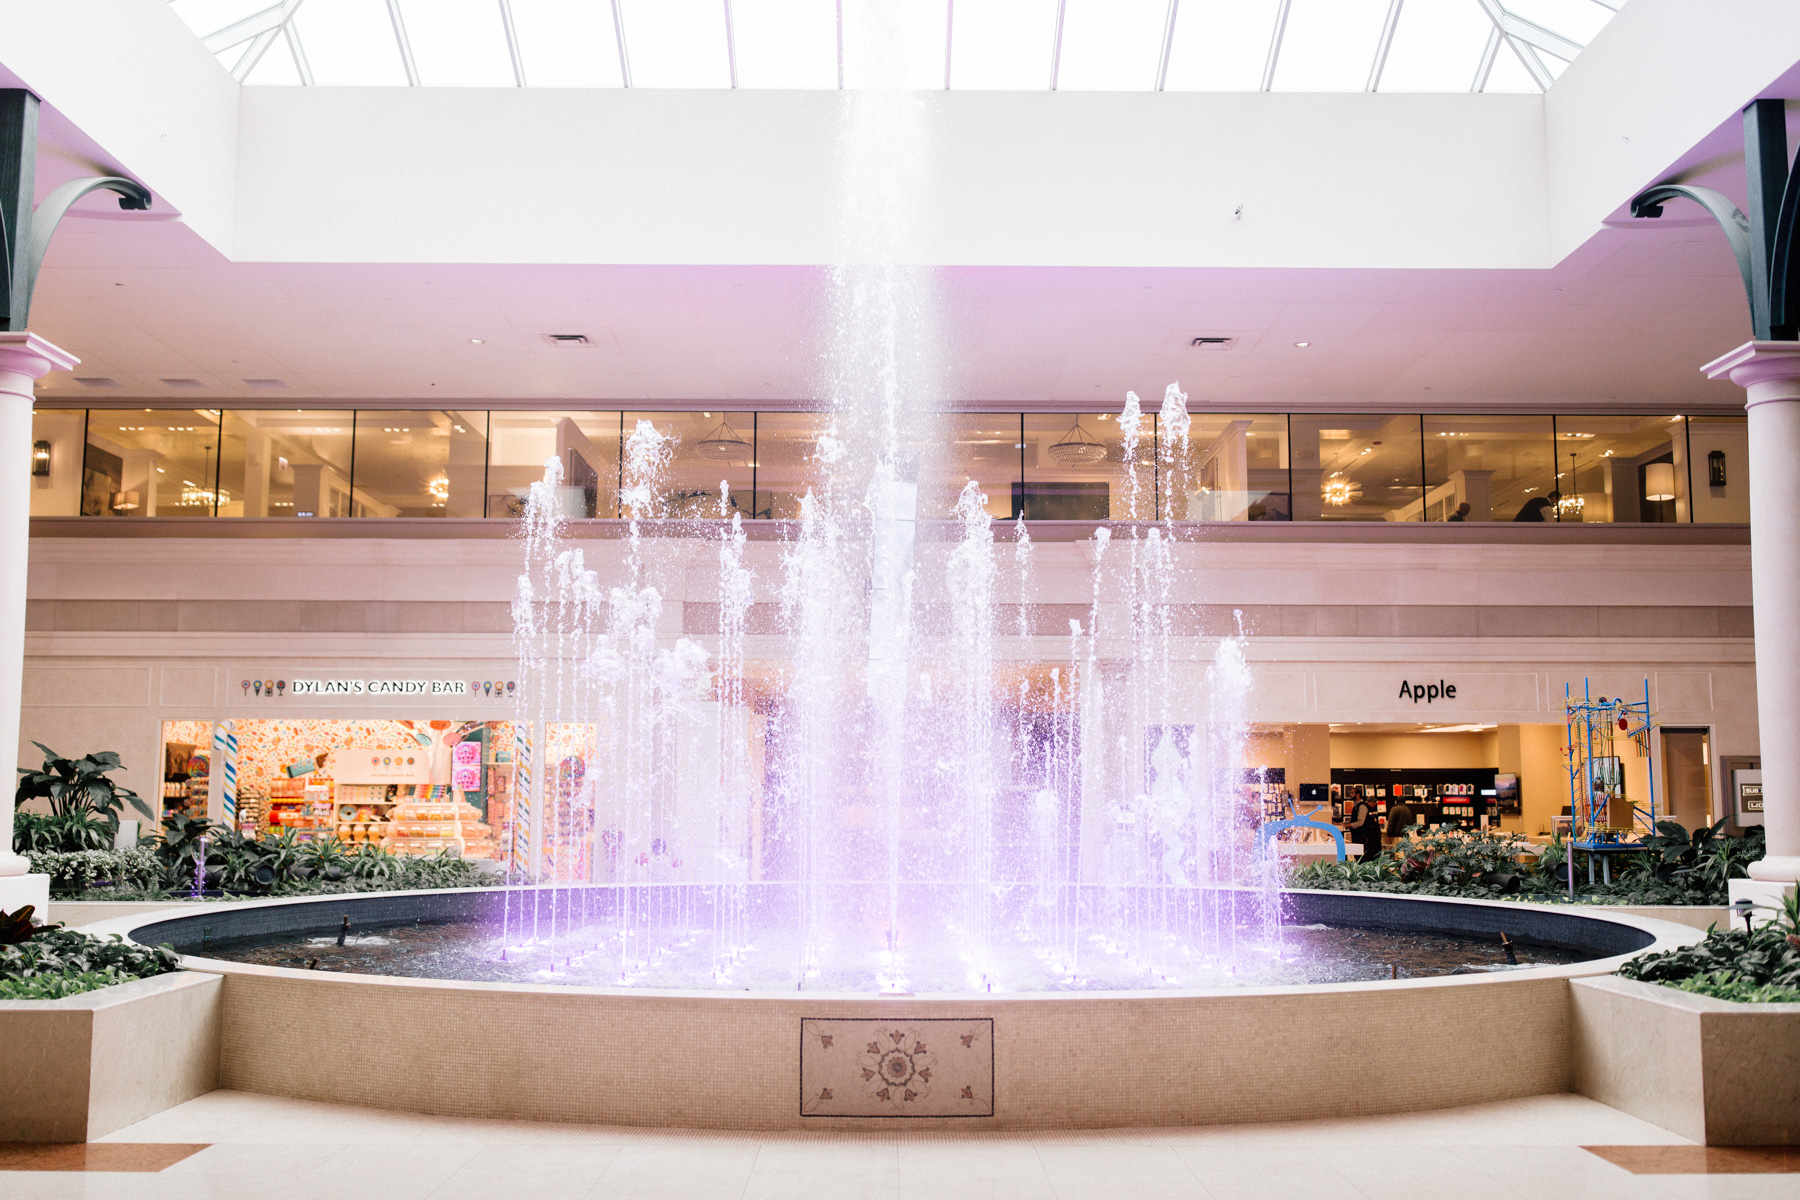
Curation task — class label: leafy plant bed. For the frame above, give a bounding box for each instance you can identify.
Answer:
[23,834,497,900]
[0,905,182,999]
[1616,890,1800,1002]
[1289,822,1765,908]
[14,744,500,901]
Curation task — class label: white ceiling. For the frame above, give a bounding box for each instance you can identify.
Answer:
[27,211,1752,410]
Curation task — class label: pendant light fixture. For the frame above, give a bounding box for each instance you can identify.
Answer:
[695,419,752,462]
[1048,418,1106,465]
[1322,473,1360,506]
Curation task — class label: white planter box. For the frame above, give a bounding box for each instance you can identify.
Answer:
[1572,974,1800,1145]
[0,971,221,1142]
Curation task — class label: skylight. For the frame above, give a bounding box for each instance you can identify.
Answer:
[170,0,1624,93]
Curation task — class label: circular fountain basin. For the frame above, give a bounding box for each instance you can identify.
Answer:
[92,889,1699,1132]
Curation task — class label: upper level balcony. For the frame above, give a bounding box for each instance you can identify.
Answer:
[30,404,1750,541]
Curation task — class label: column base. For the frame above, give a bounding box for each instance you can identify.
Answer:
[0,872,50,917]
[1747,854,1800,885]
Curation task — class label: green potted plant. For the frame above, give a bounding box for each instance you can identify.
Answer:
[13,744,154,854]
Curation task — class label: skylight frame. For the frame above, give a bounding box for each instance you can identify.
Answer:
[177,0,1620,95]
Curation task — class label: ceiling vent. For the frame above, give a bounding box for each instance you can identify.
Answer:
[243,378,288,389]
[1190,336,1236,350]
[160,378,205,389]
[544,333,591,347]
[75,377,120,388]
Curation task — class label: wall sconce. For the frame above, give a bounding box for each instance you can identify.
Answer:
[31,440,50,477]
[1644,462,1676,503]
[1708,449,1727,487]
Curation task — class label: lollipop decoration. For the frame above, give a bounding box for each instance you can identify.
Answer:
[241,680,251,698]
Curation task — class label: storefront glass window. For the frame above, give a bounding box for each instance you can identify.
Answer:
[349,410,489,518]
[216,410,354,518]
[1422,415,1555,523]
[751,411,833,519]
[1020,413,1146,521]
[1290,414,1424,521]
[623,411,755,519]
[40,407,1753,527]
[1684,415,1748,523]
[29,408,85,516]
[932,415,1025,519]
[82,408,223,516]
[1551,414,1687,523]
[1169,413,1291,521]
[486,411,621,518]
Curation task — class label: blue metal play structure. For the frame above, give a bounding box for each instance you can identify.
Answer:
[1564,678,1658,890]
[1257,802,1347,862]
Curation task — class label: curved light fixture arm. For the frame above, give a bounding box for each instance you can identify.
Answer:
[20,175,151,328]
[1631,183,1763,337]
[1769,169,1800,333]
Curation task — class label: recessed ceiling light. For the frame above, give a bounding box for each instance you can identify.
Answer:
[1294,341,1311,348]
[470,338,483,344]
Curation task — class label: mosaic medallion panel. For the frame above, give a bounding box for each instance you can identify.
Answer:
[800,1018,995,1118]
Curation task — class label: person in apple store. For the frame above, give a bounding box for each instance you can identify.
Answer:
[1386,798,1418,845]
[1347,794,1382,861]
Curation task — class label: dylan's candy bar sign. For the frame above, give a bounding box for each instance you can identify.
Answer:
[293,680,471,698]
[236,677,510,699]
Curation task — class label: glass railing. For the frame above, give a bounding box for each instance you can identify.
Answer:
[28,407,1745,523]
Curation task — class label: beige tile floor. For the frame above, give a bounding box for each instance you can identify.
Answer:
[1,1090,1793,1200]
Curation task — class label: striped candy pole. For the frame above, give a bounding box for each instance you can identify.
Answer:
[211,720,238,828]
[512,721,532,877]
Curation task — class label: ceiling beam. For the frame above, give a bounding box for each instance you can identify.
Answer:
[724,0,739,89]
[611,0,632,87]
[1367,0,1403,92]
[231,28,282,81]
[385,0,420,86]
[1156,0,1180,92]
[1261,0,1292,92]
[498,0,526,87]
[1499,12,1584,62]
[944,0,954,90]
[284,22,314,86]
[203,0,304,54]
[1470,26,1500,92]
[1474,1,1555,92]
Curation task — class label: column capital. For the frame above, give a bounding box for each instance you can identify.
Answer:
[1702,340,1800,391]
[0,332,79,382]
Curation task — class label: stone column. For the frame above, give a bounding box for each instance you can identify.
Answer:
[0,333,77,913]
[1704,341,1800,908]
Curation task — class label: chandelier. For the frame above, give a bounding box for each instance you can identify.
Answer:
[1048,419,1107,465]
[428,476,450,503]
[1556,493,1585,517]
[1322,473,1360,506]
[179,481,228,507]
[694,420,752,462]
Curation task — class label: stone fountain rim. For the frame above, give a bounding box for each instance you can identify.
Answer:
[82,885,1703,1002]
